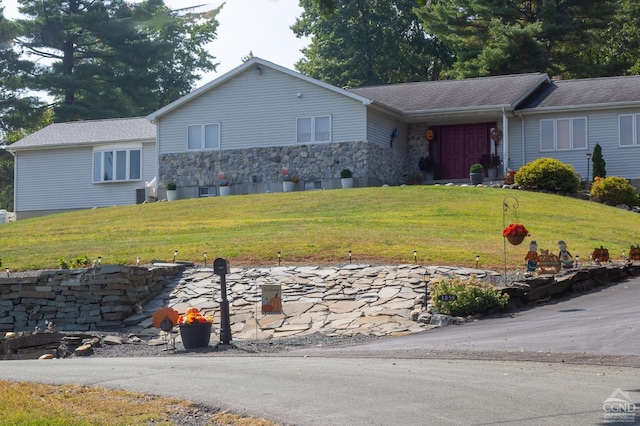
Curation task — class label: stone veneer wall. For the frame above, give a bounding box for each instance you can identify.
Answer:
[0,264,183,332]
[407,123,430,176]
[159,140,411,196]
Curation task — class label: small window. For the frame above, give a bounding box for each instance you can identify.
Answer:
[188,124,220,150]
[199,186,216,197]
[540,120,554,151]
[539,117,587,151]
[619,114,637,147]
[92,148,142,183]
[297,116,331,143]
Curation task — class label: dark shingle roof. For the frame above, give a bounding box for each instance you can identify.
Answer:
[346,73,549,114]
[519,75,640,110]
[9,117,156,150]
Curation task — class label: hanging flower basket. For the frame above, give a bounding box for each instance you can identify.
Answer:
[506,234,526,246]
[503,223,529,246]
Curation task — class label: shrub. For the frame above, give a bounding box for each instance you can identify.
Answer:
[430,276,509,317]
[469,163,483,173]
[590,176,638,206]
[340,168,353,178]
[514,158,581,193]
[592,143,606,180]
[57,255,91,270]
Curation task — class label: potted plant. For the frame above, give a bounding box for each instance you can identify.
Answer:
[418,156,437,180]
[469,163,484,185]
[502,223,529,246]
[409,171,423,185]
[340,168,353,189]
[280,168,298,192]
[178,307,214,349]
[166,182,178,201]
[480,154,501,178]
[216,173,231,196]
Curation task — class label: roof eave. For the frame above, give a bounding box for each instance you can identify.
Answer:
[517,101,640,115]
[8,137,155,152]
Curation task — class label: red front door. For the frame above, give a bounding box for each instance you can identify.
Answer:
[436,124,491,180]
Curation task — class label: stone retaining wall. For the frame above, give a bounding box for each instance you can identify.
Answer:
[157,140,412,198]
[0,264,184,332]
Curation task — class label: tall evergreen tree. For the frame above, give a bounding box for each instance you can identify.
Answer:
[14,0,221,122]
[293,0,453,87]
[416,0,619,78]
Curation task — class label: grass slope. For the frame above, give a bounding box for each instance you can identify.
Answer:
[1,186,639,271]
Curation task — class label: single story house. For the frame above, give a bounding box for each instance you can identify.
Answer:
[7,117,157,219]
[8,57,640,218]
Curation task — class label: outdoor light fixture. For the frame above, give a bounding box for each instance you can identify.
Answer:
[277,251,281,266]
[423,272,430,308]
[476,255,480,269]
[348,250,352,264]
[413,250,417,263]
[575,255,579,268]
[5,266,8,277]
[136,256,140,265]
[203,251,207,267]
[586,152,592,184]
[97,256,101,266]
[173,250,178,263]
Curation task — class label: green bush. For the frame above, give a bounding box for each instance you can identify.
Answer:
[590,176,638,206]
[592,143,606,180]
[430,276,509,317]
[514,158,581,193]
[57,255,91,270]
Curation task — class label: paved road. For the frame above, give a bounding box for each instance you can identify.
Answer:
[0,277,639,425]
[0,356,637,425]
[294,277,640,363]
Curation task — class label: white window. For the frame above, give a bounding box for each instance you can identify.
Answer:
[619,114,640,147]
[539,118,587,151]
[297,116,331,143]
[187,124,220,150]
[93,148,142,182]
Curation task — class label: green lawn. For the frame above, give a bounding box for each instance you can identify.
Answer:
[1,186,638,271]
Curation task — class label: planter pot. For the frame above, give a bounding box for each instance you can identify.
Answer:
[283,181,295,192]
[470,173,484,185]
[506,234,526,246]
[341,177,353,189]
[487,168,498,178]
[166,189,178,202]
[219,186,231,196]
[179,322,212,349]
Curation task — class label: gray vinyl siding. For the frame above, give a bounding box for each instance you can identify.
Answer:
[367,108,405,150]
[157,67,367,154]
[519,108,640,180]
[15,141,156,214]
[505,117,524,171]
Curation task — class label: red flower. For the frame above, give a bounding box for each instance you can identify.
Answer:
[502,223,529,237]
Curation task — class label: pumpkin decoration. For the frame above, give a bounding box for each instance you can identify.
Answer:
[269,294,282,312]
[592,246,609,262]
[629,245,640,261]
[536,250,561,274]
[426,128,435,141]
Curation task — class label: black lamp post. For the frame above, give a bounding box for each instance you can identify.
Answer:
[214,257,232,345]
[423,272,430,308]
[586,152,592,184]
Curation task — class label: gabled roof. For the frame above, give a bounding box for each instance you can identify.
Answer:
[346,73,550,116]
[8,117,155,152]
[518,75,640,112]
[147,57,373,121]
